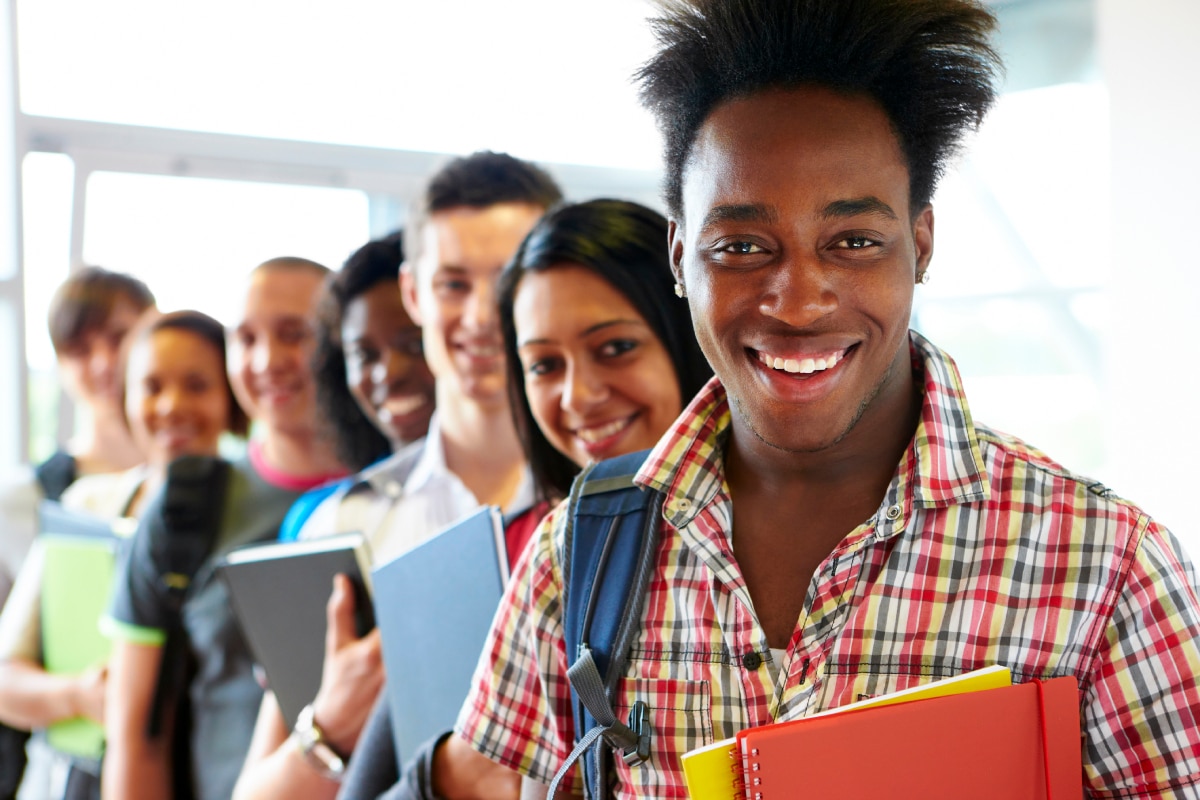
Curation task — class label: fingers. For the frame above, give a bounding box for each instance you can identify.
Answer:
[324,573,359,656]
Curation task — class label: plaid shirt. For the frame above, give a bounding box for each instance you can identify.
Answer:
[458,332,1200,799]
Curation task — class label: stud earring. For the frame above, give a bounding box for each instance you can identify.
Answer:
[917,270,930,285]
[674,282,687,298]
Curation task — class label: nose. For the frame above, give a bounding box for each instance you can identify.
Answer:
[89,340,118,382]
[561,361,609,415]
[758,256,839,328]
[371,347,416,390]
[462,278,498,332]
[250,335,294,375]
[154,384,185,418]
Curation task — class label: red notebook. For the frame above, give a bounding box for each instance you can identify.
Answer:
[735,677,1083,800]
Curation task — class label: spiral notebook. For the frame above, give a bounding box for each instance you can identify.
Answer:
[728,676,1082,800]
[683,665,1013,800]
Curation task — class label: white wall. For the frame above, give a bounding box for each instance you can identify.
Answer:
[1099,0,1200,544]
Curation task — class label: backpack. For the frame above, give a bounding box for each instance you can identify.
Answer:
[549,449,662,800]
[142,455,231,800]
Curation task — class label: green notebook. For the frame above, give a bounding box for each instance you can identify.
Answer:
[40,532,118,760]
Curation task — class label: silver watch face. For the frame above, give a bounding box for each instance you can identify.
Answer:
[294,704,345,779]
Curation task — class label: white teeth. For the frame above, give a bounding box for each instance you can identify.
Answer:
[383,395,429,417]
[575,418,630,444]
[462,344,500,357]
[760,350,843,374]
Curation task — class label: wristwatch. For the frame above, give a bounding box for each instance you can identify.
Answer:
[292,703,347,781]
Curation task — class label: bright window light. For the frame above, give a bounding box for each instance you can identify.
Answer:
[16,0,662,170]
[81,172,369,325]
[915,82,1110,477]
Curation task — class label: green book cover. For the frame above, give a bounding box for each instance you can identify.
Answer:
[40,533,117,760]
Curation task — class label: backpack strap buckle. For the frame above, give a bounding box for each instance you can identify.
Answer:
[621,701,651,766]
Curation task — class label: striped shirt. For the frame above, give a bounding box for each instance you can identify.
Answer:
[458,332,1200,798]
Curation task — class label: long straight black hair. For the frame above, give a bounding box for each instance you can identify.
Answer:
[498,198,712,503]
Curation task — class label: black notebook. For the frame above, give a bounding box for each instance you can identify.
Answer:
[372,506,509,765]
[218,532,374,728]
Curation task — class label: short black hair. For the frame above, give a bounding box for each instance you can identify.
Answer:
[636,0,1001,216]
[312,234,406,471]
[406,151,563,263]
[48,266,156,356]
[120,309,250,438]
[498,199,713,502]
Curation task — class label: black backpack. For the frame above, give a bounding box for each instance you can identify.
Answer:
[141,455,231,800]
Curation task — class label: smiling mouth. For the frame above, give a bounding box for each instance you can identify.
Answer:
[458,342,502,359]
[379,394,431,420]
[573,415,635,445]
[755,347,849,375]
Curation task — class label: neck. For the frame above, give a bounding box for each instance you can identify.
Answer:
[727,355,921,509]
[258,427,344,478]
[71,408,144,475]
[437,391,526,509]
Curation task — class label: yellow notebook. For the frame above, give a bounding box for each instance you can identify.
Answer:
[682,665,1012,800]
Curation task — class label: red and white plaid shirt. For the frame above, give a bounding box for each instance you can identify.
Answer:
[458,332,1200,798]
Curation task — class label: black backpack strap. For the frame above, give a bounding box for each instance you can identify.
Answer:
[144,455,230,739]
[34,451,77,502]
[550,449,661,800]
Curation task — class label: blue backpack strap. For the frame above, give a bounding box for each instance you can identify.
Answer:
[550,450,661,800]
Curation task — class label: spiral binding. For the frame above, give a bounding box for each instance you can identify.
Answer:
[731,743,766,799]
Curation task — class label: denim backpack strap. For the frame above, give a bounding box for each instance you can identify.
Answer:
[551,450,660,800]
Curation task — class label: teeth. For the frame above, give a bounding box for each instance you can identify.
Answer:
[382,395,429,418]
[575,418,630,444]
[759,350,843,374]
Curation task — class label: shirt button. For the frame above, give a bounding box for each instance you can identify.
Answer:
[885,503,902,521]
[384,480,403,498]
[676,498,692,512]
[741,651,763,670]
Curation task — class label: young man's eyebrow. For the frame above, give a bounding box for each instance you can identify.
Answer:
[701,203,780,228]
[821,196,898,221]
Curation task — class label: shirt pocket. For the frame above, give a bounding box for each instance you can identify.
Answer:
[614,677,714,798]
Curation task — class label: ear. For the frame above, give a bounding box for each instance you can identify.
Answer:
[399,263,423,326]
[913,204,934,282]
[667,219,686,285]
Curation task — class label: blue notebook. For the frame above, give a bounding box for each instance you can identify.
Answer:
[371,505,508,765]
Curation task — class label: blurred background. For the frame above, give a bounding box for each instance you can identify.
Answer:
[1,0,1197,549]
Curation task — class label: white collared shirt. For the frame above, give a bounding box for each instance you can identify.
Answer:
[297,412,533,565]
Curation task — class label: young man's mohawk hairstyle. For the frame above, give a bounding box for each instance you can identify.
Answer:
[636,0,1002,217]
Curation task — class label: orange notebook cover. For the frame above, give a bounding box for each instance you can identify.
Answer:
[735,677,1083,800]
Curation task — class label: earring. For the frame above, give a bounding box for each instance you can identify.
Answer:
[674,282,687,298]
[917,270,930,285]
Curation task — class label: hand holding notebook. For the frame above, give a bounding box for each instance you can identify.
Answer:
[218,531,375,728]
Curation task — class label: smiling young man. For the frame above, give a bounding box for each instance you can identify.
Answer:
[434,1,1200,798]
[232,152,561,800]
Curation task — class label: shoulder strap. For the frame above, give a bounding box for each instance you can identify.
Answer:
[145,455,231,738]
[33,451,76,502]
[550,450,661,800]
